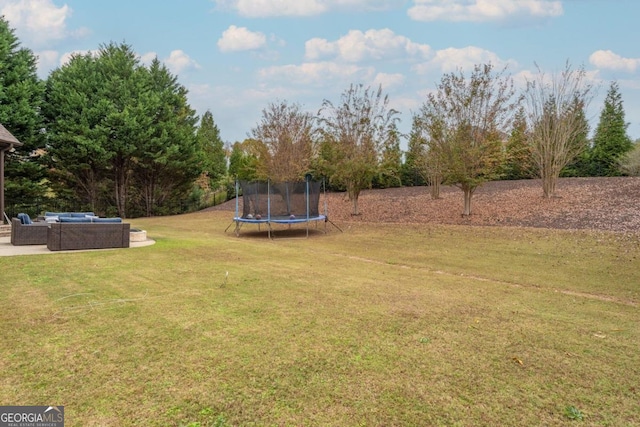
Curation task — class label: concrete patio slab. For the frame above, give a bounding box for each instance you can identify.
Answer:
[0,235,155,257]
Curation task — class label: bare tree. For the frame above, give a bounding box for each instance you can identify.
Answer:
[319,84,400,215]
[524,62,593,197]
[249,100,316,182]
[415,63,517,216]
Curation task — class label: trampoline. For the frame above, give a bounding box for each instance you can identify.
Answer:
[228,178,330,238]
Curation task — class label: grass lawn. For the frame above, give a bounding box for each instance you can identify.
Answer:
[1,210,639,426]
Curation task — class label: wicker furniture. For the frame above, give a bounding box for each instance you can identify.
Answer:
[10,217,50,245]
[47,222,130,251]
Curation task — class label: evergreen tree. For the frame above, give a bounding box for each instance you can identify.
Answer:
[197,110,226,185]
[374,127,402,188]
[589,81,633,176]
[560,101,590,177]
[0,17,46,215]
[44,42,201,217]
[44,52,111,212]
[502,107,534,180]
[619,141,640,176]
[228,140,258,181]
[131,58,201,216]
[401,118,428,187]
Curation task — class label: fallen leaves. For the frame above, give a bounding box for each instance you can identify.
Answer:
[322,177,640,234]
[210,177,640,234]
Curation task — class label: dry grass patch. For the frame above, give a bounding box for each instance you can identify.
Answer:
[0,210,638,426]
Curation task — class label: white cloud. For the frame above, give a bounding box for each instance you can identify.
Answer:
[412,46,515,74]
[164,50,201,74]
[215,0,325,17]
[43,48,198,78]
[305,28,431,63]
[408,0,563,23]
[218,25,267,52]
[213,0,403,17]
[258,61,374,86]
[139,52,158,67]
[589,50,640,74]
[372,72,405,90]
[390,94,421,114]
[58,49,98,66]
[0,0,87,47]
[35,49,58,76]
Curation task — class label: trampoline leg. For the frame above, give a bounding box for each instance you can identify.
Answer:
[327,218,343,232]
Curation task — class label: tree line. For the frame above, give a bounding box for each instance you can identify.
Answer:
[1,17,226,218]
[231,64,637,216]
[1,17,637,219]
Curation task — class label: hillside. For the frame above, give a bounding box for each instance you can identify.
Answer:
[211,177,640,234]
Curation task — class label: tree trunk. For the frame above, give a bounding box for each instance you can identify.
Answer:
[429,173,440,199]
[352,196,359,216]
[114,157,129,218]
[462,185,475,216]
[542,171,557,198]
[348,184,361,216]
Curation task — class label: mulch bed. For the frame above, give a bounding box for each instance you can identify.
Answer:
[209,177,640,234]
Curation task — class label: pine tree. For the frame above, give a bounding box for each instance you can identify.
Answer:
[589,81,632,176]
[502,107,534,180]
[619,141,640,176]
[401,117,428,187]
[0,17,46,216]
[44,43,201,217]
[44,52,111,212]
[375,127,402,189]
[560,101,590,177]
[132,58,201,216]
[197,110,226,185]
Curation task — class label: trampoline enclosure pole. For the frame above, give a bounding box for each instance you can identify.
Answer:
[267,180,271,239]
[235,179,239,218]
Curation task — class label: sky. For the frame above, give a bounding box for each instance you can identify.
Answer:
[2,0,640,147]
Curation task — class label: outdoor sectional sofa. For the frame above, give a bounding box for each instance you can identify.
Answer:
[11,216,50,245]
[47,221,130,251]
[11,212,130,250]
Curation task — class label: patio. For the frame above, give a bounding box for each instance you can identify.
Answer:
[0,235,155,256]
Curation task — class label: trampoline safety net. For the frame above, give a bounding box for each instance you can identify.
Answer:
[239,180,322,219]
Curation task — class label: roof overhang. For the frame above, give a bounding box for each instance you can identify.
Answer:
[0,123,22,150]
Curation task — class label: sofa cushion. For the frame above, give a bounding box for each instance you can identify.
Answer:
[59,217,92,223]
[45,212,67,217]
[17,213,33,224]
[92,217,122,223]
[71,212,95,218]
[45,212,95,218]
